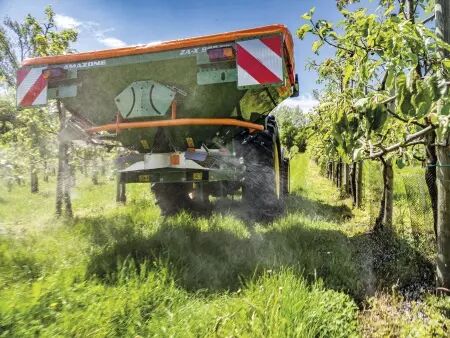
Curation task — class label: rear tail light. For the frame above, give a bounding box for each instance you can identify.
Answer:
[207,47,235,62]
[170,153,180,166]
[42,67,67,81]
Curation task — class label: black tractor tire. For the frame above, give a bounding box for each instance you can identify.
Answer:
[151,182,193,216]
[241,131,283,220]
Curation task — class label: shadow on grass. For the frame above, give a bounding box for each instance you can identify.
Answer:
[204,193,353,224]
[79,204,433,302]
[82,215,362,296]
[285,193,353,222]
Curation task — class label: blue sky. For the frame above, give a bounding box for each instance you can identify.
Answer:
[0,0,349,110]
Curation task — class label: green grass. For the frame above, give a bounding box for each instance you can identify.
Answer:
[0,154,448,337]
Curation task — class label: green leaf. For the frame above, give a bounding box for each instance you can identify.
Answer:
[396,73,414,116]
[407,68,418,91]
[425,75,440,101]
[429,113,439,124]
[395,73,407,93]
[301,7,315,20]
[442,58,450,69]
[343,64,354,88]
[396,158,405,169]
[312,40,324,54]
[385,70,394,90]
[328,31,338,40]
[297,24,312,39]
[353,147,364,161]
[372,104,388,131]
[438,98,450,116]
[412,81,432,117]
[354,98,369,109]
[384,4,395,16]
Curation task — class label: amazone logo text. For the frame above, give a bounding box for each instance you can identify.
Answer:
[63,60,106,69]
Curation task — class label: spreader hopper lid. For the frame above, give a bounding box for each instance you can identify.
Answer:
[21,24,294,83]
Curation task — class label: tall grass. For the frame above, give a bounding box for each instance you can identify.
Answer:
[0,154,449,337]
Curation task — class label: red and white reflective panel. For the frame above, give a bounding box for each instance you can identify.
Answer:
[236,35,283,87]
[16,67,48,107]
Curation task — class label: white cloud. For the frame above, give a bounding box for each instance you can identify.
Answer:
[94,27,127,49]
[283,94,319,113]
[134,40,163,49]
[54,13,128,49]
[144,40,162,47]
[98,37,127,48]
[54,14,82,30]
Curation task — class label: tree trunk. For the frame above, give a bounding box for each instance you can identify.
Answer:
[406,0,415,21]
[383,160,394,227]
[425,130,438,237]
[91,157,99,185]
[56,143,64,216]
[356,161,363,208]
[335,161,339,186]
[69,155,76,188]
[30,164,38,193]
[375,159,394,230]
[334,161,338,186]
[337,159,343,188]
[343,163,347,193]
[343,163,350,195]
[43,160,49,183]
[116,174,126,203]
[351,162,357,205]
[436,140,450,288]
[63,143,73,217]
[330,161,334,181]
[92,171,99,185]
[341,162,346,191]
[101,156,106,176]
[436,0,450,289]
[55,101,73,218]
[83,158,88,177]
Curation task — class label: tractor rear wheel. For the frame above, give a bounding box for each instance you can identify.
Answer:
[151,183,193,216]
[241,132,283,220]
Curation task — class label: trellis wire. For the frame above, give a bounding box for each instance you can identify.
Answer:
[361,161,438,250]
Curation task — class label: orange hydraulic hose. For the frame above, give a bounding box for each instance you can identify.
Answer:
[171,100,177,120]
[86,118,264,133]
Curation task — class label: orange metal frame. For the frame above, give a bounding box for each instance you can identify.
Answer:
[87,118,264,133]
[21,24,295,85]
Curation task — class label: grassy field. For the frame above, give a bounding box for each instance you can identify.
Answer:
[0,155,449,337]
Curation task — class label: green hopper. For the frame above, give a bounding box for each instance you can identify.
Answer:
[17,24,297,217]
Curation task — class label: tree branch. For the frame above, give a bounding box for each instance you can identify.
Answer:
[309,19,356,54]
[369,125,434,159]
[422,13,436,24]
[386,108,426,127]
